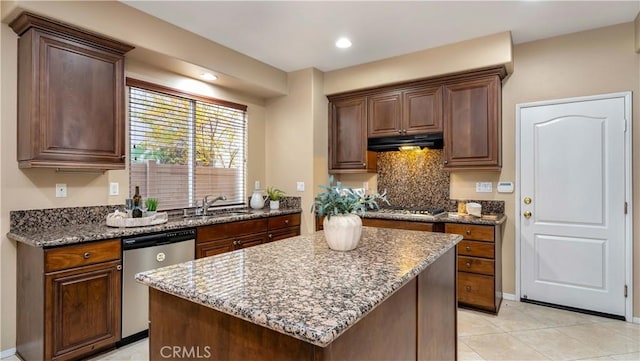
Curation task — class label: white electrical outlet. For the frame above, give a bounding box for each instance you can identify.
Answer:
[56,183,67,198]
[296,182,305,192]
[362,182,369,191]
[254,180,261,190]
[475,182,493,193]
[109,182,119,196]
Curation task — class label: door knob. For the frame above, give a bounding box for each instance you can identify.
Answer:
[524,197,532,205]
[524,211,532,219]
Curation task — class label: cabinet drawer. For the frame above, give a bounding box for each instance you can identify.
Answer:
[458,272,495,310]
[45,239,121,272]
[445,224,494,242]
[197,218,268,242]
[458,256,494,276]
[362,218,441,232]
[268,213,301,230]
[457,241,495,258]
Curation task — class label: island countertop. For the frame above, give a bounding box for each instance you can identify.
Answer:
[135,227,461,347]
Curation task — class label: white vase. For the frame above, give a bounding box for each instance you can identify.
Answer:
[323,213,362,251]
[270,200,280,210]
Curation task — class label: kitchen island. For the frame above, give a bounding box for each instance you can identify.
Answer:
[136,227,461,361]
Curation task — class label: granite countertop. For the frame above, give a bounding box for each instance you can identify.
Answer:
[363,211,507,225]
[7,208,302,248]
[135,227,461,347]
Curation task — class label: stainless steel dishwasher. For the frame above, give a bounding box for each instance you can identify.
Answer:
[120,228,196,345]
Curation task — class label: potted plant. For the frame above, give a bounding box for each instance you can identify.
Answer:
[145,197,158,216]
[266,187,286,210]
[311,177,387,251]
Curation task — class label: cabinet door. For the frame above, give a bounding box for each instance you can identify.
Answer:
[403,85,443,134]
[329,97,376,172]
[367,91,402,138]
[443,76,501,170]
[234,233,269,249]
[196,239,236,258]
[17,28,127,169]
[45,260,121,361]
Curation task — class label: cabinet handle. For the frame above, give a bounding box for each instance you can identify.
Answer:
[268,234,273,238]
[465,286,472,292]
[116,265,122,271]
[466,230,471,235]
[466,262,471,268]
[465,246,471,251]
[284,219,289,224]
[362,162,366,167]
[444,160,448,164]
[83,252,91,259]
[397,130,402,134]
[233,240,238,245]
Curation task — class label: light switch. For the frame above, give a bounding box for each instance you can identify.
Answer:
[475,182,493,193]
[109,182,119,196]
[56,183,67,198]
[296,182,305,192]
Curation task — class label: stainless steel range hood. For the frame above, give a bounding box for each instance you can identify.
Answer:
[367,133,443,152]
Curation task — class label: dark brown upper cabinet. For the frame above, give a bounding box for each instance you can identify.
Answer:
[368,85,443,138]
[443,74,502,170]
[10,12,134,170]
[328,95,376,173]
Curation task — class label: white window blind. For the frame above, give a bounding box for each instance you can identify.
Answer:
[127,79,247,211]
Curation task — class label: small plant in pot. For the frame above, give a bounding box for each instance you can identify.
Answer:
[266,187,285,210]
[145,197,158,216]
[311,177,388,251]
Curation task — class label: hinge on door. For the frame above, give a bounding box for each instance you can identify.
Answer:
[624,285,628,298]
[624,202,628,214]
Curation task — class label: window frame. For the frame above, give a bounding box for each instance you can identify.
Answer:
[126,77,248,211]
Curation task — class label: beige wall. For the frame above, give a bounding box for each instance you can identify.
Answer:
[0,0,287,98]
[324,22,640,318]
[265,69,327,234]
[324,31,513,95]
[496,22,639,315]
[0,24,269,351]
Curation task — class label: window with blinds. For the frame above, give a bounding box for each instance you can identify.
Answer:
[127,79,247,211]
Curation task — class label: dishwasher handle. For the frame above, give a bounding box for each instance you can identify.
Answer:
[122,228,196,250]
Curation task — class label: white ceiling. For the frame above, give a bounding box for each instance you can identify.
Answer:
[123,1,639,73]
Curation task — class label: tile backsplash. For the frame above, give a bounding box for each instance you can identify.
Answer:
[377,149,450,209]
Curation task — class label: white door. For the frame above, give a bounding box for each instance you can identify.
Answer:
[518,92,631,318]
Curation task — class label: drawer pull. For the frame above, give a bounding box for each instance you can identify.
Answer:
[116,265,122,271]
[465,286,472,292]
[268,234,273,238]
[83,252,91,259]
[466,230,471,235]
[465,246,471,251]
[284,219,289,224]
[466,262,471,268]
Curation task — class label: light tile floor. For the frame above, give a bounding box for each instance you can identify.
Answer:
[2,300,639,361]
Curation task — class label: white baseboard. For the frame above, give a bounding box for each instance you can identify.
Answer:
[0,347,16,359]
[502,292,517,301]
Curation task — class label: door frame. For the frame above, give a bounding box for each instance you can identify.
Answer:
[515,91,633,321]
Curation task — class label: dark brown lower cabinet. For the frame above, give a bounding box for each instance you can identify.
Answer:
[196,213,302,258]
[148,247,456,360]
[446,223,502,313]
[17,239,122,361]
[45,261,121,361]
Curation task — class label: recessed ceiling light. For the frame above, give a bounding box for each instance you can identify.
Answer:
[200,72,217,81]
[335,37,352,49]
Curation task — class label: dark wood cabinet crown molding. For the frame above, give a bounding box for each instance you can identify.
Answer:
[9,12,134,54]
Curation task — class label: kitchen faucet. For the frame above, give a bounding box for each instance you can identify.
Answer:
[202,195,227,216]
